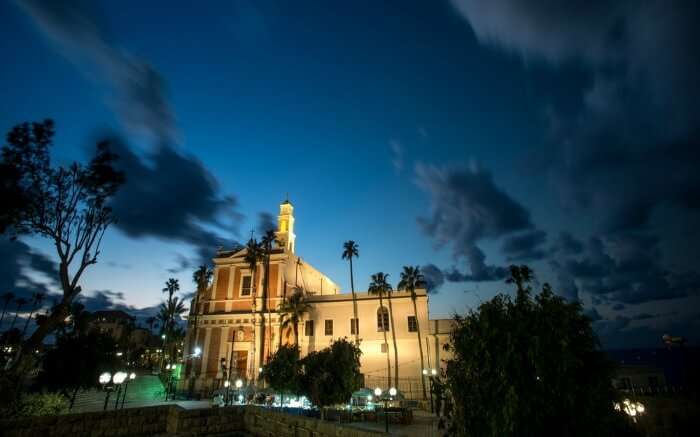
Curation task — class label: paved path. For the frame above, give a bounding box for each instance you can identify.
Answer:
[69,374,210,413]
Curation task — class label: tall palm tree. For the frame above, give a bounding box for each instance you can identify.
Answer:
[0,292,15,327]
[261,230,279,360]
[162,278,180,305]
[369,272,394,387]
[191,265,212,359]
[9,297,29,331]
[159,296,187,363]
[21,292,45,337]
[341,241,360,345]
[278,288,311,347]
[244,238,264,378]
[398,265,427,399]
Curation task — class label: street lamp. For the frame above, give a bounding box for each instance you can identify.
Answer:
[373,387,396,433]
[112,372,127,409]
[99,372,113,411]
[193,346,202,357]
[223,380,231,405]
[423,368,437,413]
[120,372,136,409]
[235,379,243,404]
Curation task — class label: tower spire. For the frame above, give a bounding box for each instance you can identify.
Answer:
[276,198,295,252]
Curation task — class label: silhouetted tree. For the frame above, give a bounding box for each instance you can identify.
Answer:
[21,292,45,338]
[0,292,15,327]
[369,272,394,387]
[398,265,427,399]
[0,120,124,383]
[341,241,360,345]
[444,265,632,436]
[261,344,301,408]
[278,288,311,347]
[162,278,180,305]
[9,298,28,331]
[244,238,263,376]
[261,229,279,361]
[300,338,362,419]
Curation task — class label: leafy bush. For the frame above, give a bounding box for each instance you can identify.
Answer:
[3,393,68,418]
[444,265,637,436]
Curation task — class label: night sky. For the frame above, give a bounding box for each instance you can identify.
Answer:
[1,1,698,349]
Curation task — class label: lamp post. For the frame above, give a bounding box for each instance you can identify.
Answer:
[224,380,231,406]
[112,372,127,409]
[235,379,243,405]
[120,372,136,409]
[423,368,437,413]
[100,372,113,411]
[374,387,397,434]
[160,334,167,370]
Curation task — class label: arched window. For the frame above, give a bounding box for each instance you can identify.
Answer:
[377,307,390,332]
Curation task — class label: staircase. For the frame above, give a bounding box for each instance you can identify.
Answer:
[69,374,166,413]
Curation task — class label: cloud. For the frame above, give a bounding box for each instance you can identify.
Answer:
[0,238,60,303]
[256,212,276,235]
[390,140,404,174]
[421,264,444,293]
[106,137,241,265]
[501,230,547,261]
[415,163,536,282]
[17,0,177,144]
[550,232,584,256]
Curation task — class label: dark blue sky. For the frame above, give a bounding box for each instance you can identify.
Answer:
[2,0,699,348]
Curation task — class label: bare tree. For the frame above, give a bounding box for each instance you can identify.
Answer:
[0,120,124,382]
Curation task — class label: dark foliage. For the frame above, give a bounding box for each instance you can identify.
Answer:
[444,265,637,436]
[262,345,301,396]
[300,338,362,414]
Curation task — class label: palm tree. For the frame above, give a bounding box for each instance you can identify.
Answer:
[0,292,15,327]
[162,278,180,305]
[244,237,264,376]
[261,230,279,360]
[191,264,212,328]
[398,265,427,399]
[341,241,360,345]
[369,272,394,387]
[21,292,45,337]
[9,297,29,331]
[278,288,311,347]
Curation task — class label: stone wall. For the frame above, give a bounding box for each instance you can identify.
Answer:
[0,405,384,437]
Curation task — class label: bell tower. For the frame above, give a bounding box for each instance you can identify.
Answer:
[276,198,296,253]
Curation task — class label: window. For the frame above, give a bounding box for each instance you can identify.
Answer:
[236,330,244,341]
[377,307,390,332]
[241,275,252,296]
[325,320,333,336]
[381,343,388,353]
[350,318,359,335]
[305,320,314,337]
[408,316,417,332]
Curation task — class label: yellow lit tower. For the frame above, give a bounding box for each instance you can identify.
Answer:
[275,198,296,253]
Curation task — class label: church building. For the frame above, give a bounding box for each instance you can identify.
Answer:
[182,200,453,397]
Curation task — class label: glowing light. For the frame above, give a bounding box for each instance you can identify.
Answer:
[422,369,428,375]
[431,368,437,376]
[235,379,243,388]
[224,380,230,388]
[238,394,244,402]
[374,387,382,397]
[258,367,263,373]
[99,372,111,384]
[389,387,397,397]
[113,371,128,384]
[367,395,373,401]
[194,347,202,357]
[129,372,136,380]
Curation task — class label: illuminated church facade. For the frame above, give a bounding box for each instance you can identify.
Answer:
[182,200,453,395]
